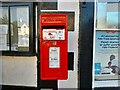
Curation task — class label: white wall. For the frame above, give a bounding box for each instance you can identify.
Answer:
[58,0,79,88]
[0,56,37,87]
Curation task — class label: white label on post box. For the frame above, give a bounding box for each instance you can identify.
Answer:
[43,29,65,40]
[49,47,60,68]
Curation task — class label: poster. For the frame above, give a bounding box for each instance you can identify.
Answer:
[95,30,120,77]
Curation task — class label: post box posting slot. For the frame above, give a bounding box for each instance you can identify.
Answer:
[40,14,68,80]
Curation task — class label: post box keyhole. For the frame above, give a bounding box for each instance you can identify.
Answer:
[53,41,56,45]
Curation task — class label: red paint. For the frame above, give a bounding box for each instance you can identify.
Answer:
[105,30,110,33]
[105,30,117,34]
[40,14,68,80]
[111,30,117,34]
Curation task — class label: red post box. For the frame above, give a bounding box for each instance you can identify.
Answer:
[40,14,68,80]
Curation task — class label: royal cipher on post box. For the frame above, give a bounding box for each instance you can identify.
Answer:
[40,14,68,80]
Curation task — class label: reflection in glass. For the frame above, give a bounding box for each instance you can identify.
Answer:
[96,3,107,29]
[96,2,119,29]
[107,12,118,28]
[0,7,9,50]
[10,6,29,51]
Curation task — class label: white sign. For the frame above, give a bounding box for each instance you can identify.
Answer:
[43,29,65,40]
[0,25,8,34]
[0,25,8,50]
[0,35,8,50]
[49,47,60,68]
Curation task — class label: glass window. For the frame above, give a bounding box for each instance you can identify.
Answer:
[0,3,35,56]
[96,2,119,29]
[10,6,29,51]
[94,0,120,82]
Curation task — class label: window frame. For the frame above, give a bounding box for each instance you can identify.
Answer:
[0,2,36,56]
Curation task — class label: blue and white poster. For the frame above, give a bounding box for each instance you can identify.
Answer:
[95,30,120,76]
